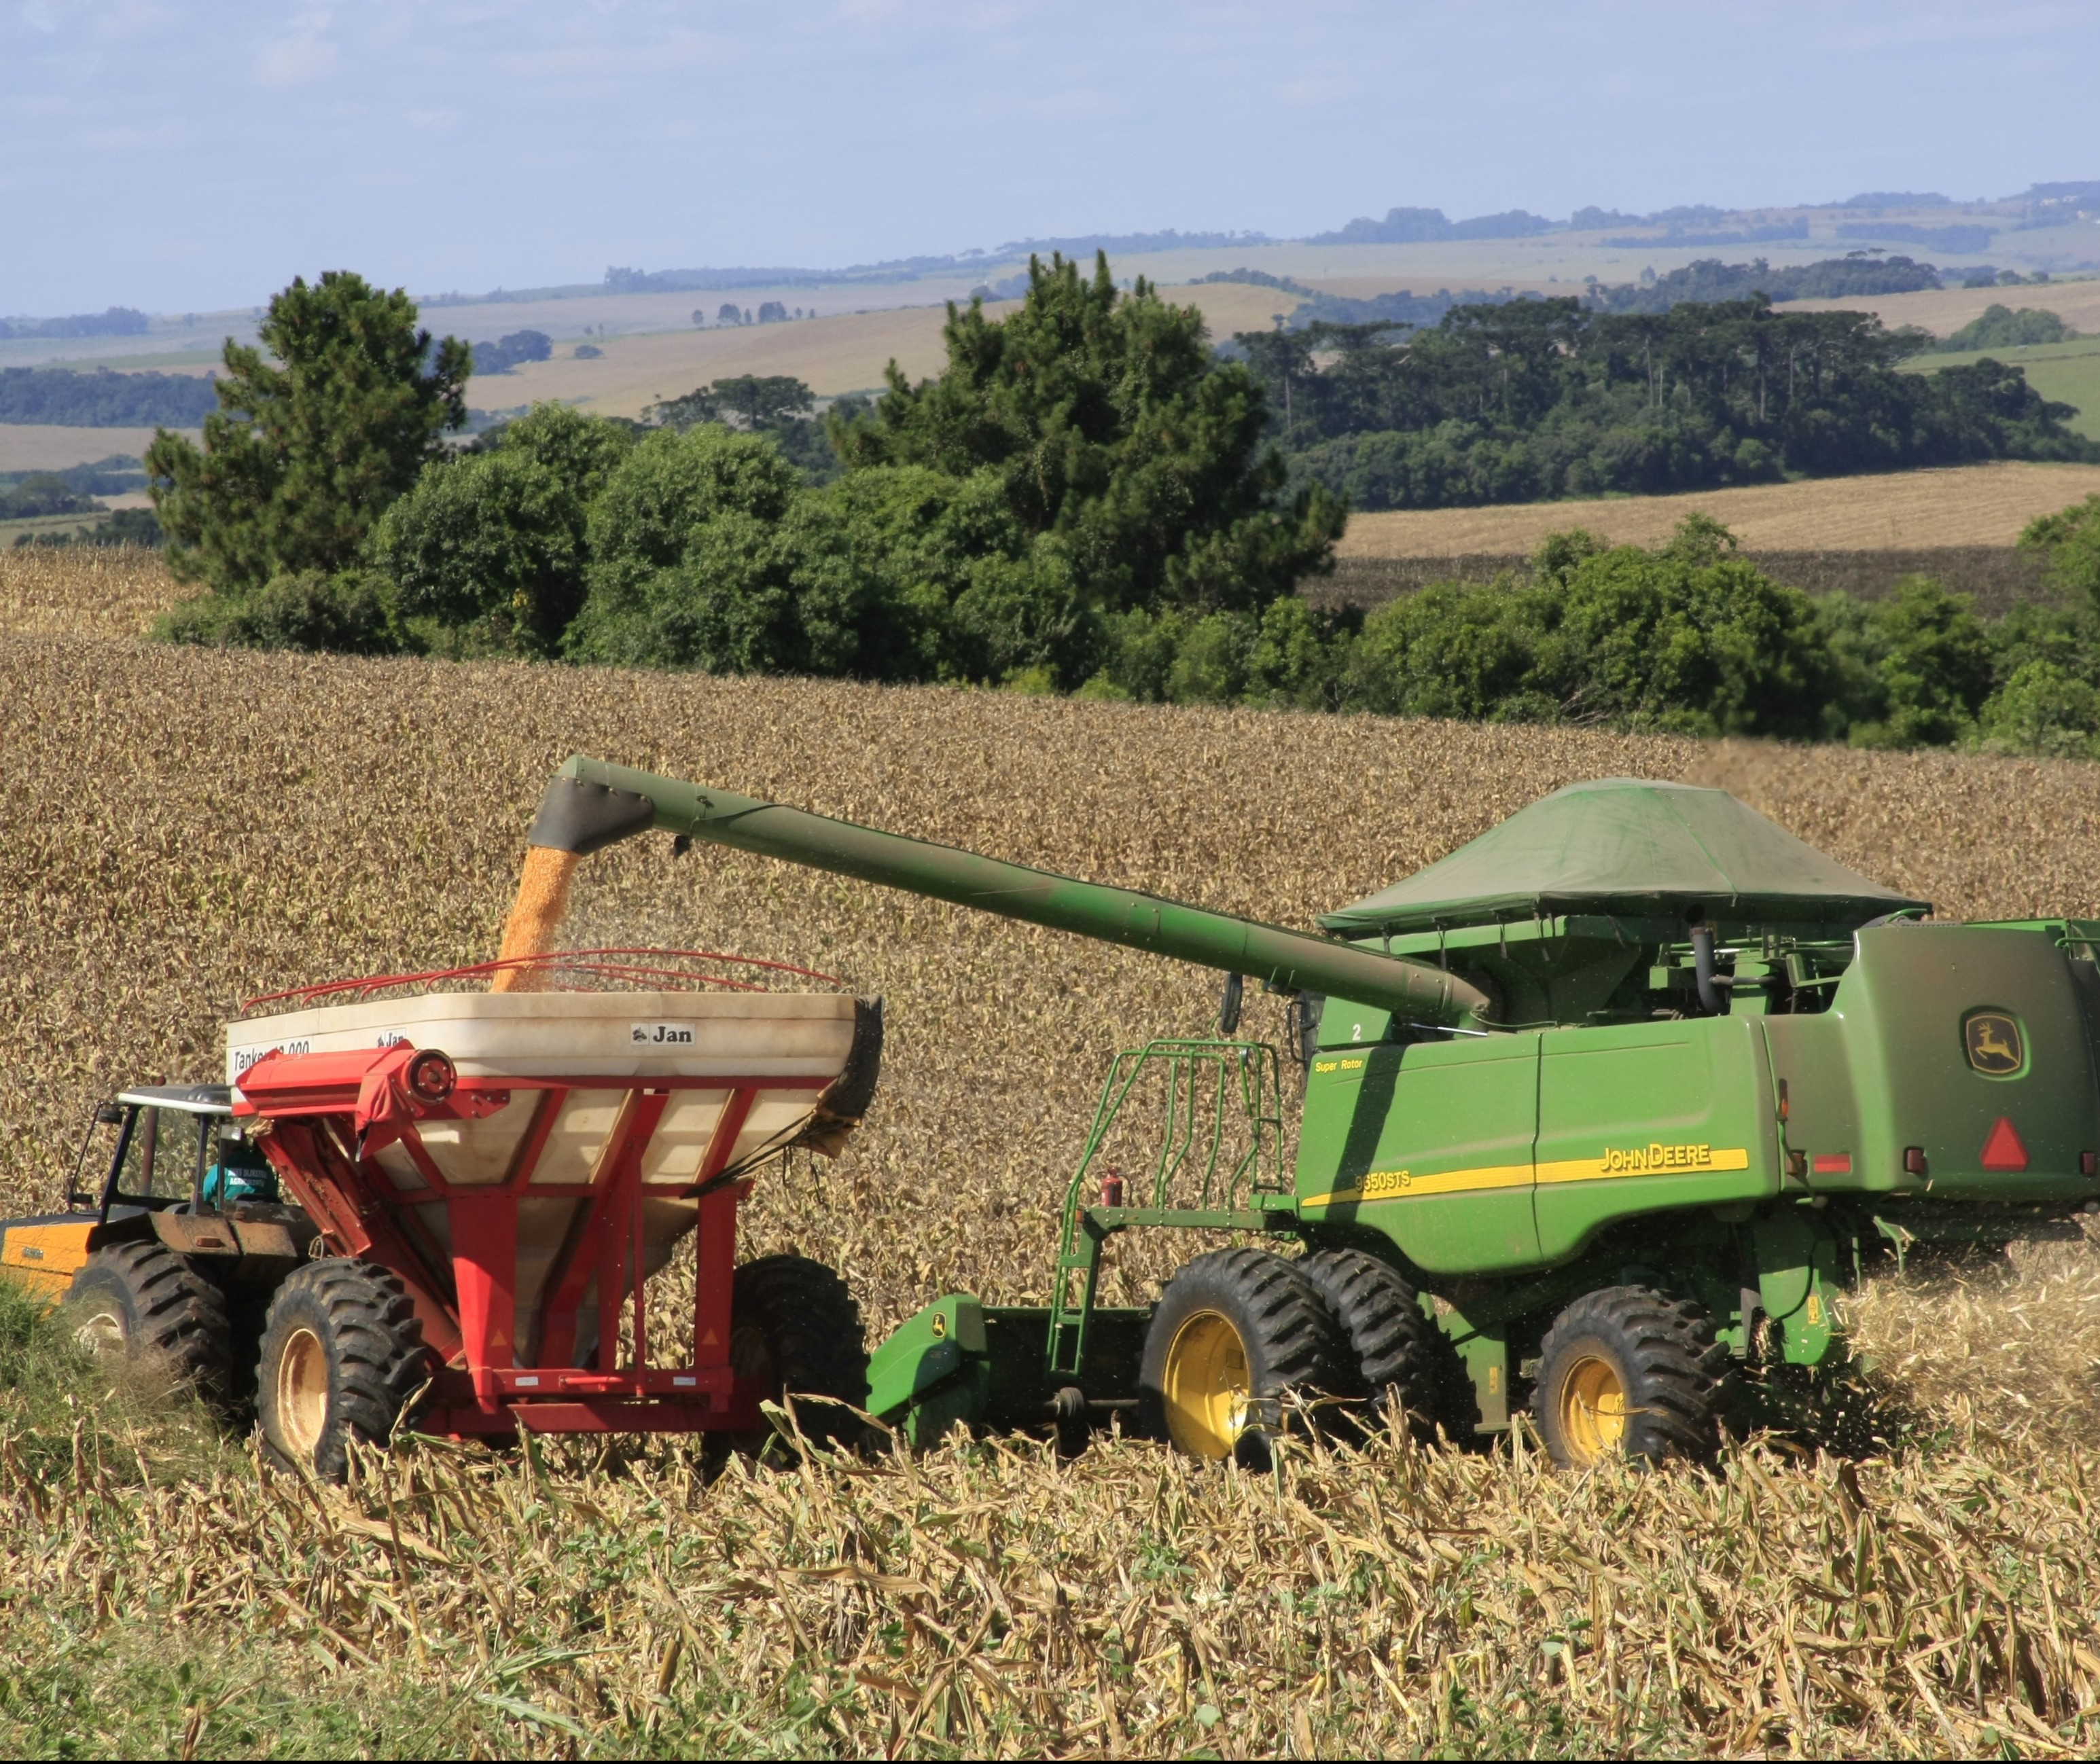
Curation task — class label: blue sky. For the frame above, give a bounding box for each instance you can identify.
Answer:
[3,0,2095,314]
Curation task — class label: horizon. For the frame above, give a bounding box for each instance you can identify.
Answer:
[3,1,2096,317]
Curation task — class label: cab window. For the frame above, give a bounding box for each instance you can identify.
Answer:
[113,1108,207,1206]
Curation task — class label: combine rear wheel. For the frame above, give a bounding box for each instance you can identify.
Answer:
[1534,1285,1730,1469]
[1139,1248,1345,1470]
[717,1255,869,1463]
[256,1259,431,1482]
[64,1241,231,1402]
[1300,1246,1471,1444]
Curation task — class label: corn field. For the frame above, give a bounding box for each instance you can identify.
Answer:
[5,550,2100,1756]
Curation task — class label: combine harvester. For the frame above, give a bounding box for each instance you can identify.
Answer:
[8,758,2098,1475]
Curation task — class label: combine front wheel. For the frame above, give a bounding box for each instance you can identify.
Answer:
[64,1242,231,1403]
[1533,1285,1729,1469]
[1139,1248,1345,1470]
[255,1260,431,1481]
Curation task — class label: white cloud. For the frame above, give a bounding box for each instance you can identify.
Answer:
[257,8,338,86]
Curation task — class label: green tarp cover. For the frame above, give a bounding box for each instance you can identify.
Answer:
[1320,778,1927,935]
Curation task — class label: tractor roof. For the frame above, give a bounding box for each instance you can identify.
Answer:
[1320,778,1928,937]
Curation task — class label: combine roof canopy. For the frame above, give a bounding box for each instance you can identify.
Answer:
[1321,778,1927,936]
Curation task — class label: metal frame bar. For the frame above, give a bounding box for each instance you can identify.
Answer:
[238,1047,813,1435]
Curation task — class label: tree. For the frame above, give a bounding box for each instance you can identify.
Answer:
[146,272,469,596]
[563,425,806,670]
[837,251,1342,621]
[2022,494,2100,609]
[368,404,633,655]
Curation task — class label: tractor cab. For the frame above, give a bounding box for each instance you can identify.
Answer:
[82,1086,289,1221]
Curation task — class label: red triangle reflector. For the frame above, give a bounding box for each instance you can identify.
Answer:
[1980,1117,2028,1172]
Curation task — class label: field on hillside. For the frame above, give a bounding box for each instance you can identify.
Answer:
[487,281,1302,418]
[1784,277,2100,339]
[1336,459,2100,559]
[5,547,2100,1755]
[1905,337,2100,441]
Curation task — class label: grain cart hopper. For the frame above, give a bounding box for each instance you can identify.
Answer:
[509,758,2100,1469]
[12,950,880,1479]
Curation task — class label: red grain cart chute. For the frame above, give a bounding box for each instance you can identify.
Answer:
[228,954,880,1459]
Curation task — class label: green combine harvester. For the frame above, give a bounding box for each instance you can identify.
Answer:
[354,760,2100,1467]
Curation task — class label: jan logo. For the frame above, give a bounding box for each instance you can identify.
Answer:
[631,1023,695,1046]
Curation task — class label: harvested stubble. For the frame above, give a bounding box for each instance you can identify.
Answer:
[4,547,2100,1752]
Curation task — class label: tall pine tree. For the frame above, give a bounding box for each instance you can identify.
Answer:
[147,272,469,595]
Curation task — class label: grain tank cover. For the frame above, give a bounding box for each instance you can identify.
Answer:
[1319,778,1927,936]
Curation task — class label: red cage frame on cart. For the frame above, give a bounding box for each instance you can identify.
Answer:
[234,1040,820,1437]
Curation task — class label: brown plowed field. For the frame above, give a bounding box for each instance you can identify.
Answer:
[1783,277,2100,338]
[1338,459,2100,558]
[3,546,2100,1754]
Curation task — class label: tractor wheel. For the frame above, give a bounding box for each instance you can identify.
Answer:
[716,1255,869,1463]
[63,1240,231,1403]
[1534,1285,1730,1470]
[255,1259,432,1482]
[1299,1246,1470,1444]
[1139,1248,1346,1470]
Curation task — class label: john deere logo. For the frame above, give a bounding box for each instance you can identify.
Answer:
[1964,1011,2024,1077]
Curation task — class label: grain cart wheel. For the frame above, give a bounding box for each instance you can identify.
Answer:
[1139,1248,1346,1470]
[717,1255,870,1463]
[1534,1285,1730,1470]
[1299,1247,1470,1445]
[64,1241,232,1402]
[256,1260,431,1483]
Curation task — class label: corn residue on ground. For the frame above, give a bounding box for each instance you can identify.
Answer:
[5,547,2100,1755]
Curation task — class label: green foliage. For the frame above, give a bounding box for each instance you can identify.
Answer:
[155,569,402,654]
[1973,661,2100,758]
[370,404,632,655]
[841,251,1342,615]
[0,472,97,520]
[1938,305,2076,352]
[0,367,219,427]
[1262,297,2097,511]
[563,425,807,670]
[1590,255,1942,313]
[146,270,469,596]
[2022,493,2100,610]
[471,329,552,375]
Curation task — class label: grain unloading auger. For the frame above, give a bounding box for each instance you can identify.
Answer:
[482,757,2100,1469]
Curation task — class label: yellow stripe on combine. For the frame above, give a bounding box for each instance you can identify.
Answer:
[1300,1145,1751,1208]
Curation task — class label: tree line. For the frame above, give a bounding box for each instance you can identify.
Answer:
[142,264,2100,760]
[148,261,1338,688]
[1236,295,2094,512]
[0,367,221,427]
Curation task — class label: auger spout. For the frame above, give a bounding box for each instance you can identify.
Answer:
[499,755,1491,1027]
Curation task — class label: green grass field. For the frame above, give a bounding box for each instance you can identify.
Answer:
[1904,336,2100,440]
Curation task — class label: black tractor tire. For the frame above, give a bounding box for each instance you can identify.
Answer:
[63,1240,232,1403]
[255,1259,432,1483]
[1299,1246,1472,1444]
[1139,1247,1347,1470]
[716,1254,869,1463]
[1534,1285,1731,1469]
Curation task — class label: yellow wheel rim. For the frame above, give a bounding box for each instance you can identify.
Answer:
[277,1327,330,1459]
[1557,1352,1627,1464]
[1161,1309,1250,1460]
